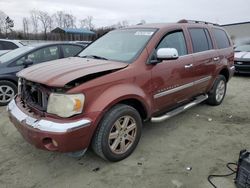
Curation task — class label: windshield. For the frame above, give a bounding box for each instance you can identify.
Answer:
[0,46,34,63]
[235,45,250,52]
[78,29,156,62]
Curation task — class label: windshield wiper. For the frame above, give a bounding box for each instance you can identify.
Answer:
[80,55,108,60]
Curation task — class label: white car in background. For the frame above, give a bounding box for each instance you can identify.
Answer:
[0,39,25,56]
[234,44,250,74]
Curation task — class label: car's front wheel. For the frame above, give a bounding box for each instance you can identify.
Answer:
[0,80,17,106]
[92,104,142,162]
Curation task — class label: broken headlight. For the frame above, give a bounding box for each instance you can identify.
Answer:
[47,93,85,118]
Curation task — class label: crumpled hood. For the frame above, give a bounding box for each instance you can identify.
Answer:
[17,57,128,87]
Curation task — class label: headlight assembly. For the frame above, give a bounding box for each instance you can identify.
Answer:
[47,93,85,118]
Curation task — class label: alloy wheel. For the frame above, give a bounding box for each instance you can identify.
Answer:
[0,85,15,103]
[215,80,225,102]
[108,116,137,155]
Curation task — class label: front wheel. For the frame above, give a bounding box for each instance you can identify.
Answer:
[92,104,142,162]
[207,75,227,106]
[0,80,17,106]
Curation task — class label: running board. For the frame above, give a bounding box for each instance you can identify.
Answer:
[151,94,208,123]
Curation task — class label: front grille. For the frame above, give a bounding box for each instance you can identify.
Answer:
[235,61,250,65]
[20,79,50,111]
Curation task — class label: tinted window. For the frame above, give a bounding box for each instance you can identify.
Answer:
[27,46,59,64]
[213,28,230,49]
[0,41,18,50]
[15,56,26,66]
[62,45,83,58]
[189,28,211,53]
[157,31,187,56]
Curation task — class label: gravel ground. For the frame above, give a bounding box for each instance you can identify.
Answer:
[0,75,249,188]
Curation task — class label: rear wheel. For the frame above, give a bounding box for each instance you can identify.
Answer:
[207,75,227,106]
[92,104,142,162]
[0,80,17,106]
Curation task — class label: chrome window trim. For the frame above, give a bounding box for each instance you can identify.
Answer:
[154,76,212,99]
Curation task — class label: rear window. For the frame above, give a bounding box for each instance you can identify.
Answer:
[0,41,18,50]
[213,28,230,49]
[189,28,212,53]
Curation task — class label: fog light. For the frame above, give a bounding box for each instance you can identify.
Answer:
[42,137,58,151]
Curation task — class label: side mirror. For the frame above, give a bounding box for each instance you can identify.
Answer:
[157,48,179,61]
[23,59,33,68]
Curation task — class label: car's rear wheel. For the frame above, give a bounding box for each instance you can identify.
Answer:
[0,80,17,106]
[92,104,142,161]
[207,75,227,106]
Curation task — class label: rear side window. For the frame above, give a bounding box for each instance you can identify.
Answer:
[189,28,212,53]
[61,45,83,58]
[157,31,187,56]
[213,28,230,49]
[0,41,18,50]
[26,46,60,64]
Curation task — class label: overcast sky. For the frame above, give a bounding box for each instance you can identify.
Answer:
[0,0,249,30]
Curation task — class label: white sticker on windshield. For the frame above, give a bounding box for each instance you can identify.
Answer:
[135,31,154,36]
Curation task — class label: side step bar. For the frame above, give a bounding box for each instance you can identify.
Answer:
[151,94,208,123]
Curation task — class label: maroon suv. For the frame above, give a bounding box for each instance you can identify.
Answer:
[7,20,235,161]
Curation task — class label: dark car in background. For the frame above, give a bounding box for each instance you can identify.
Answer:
[234,44,250,74]
[0,42,85,105]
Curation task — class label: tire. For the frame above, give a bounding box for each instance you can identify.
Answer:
[0,80,17,106]
[91,104,142,162]
[206,75,227,106]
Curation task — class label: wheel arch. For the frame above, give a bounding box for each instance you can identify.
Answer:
[218,67,230,82]
[86,84,152,121]
[0,76,18,85]
[98,95,150,122]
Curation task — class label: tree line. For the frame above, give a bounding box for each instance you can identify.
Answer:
[0,9,146,41]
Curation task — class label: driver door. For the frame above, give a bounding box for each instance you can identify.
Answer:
[151,30,196,112]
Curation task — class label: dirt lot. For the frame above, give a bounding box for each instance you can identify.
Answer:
[0,76,249,188]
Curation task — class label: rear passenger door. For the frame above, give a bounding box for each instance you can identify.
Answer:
[188,28,217,94]
[212,28,234,68]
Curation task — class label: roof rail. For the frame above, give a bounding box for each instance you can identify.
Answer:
[178,19,220,26]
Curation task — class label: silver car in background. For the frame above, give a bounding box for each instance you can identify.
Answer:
[234,44,250,74]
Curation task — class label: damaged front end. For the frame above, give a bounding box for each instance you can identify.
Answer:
[18,78,65,113]
[18,78,87,118]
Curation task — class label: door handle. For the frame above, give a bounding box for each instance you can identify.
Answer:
[184,64,193,69]
[213,57,220,61]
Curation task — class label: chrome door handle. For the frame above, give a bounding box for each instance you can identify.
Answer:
[184,64,193,69]
[213,57,220,61]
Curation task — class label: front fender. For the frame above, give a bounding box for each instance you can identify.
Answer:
[86,83,152,116]
[0,74,18,83]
